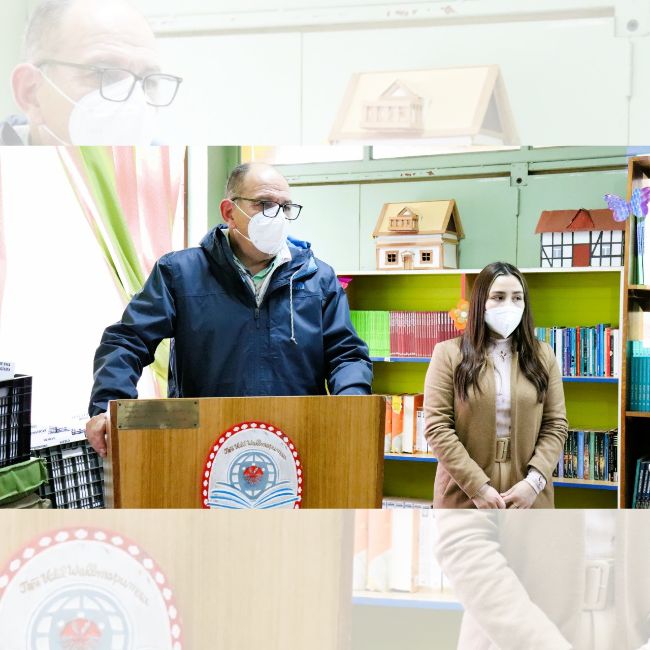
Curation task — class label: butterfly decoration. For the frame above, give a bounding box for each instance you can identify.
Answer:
[603,187,650,222]
[337,276,353,290]
[449,298,470,331]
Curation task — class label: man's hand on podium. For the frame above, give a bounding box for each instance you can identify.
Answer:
[86,413,108,457]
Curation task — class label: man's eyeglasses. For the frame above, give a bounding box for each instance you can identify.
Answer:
[233,197,303,221]
[36,60,183,107]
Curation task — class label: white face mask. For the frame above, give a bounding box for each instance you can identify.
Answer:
[39,71,157,145]
[233,202,288,255]
[484,304,524,338]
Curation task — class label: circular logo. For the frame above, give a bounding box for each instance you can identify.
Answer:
[0,528,182,649]
[202,421,303,509]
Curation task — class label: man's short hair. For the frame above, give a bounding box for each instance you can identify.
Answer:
[23,0,76,62]
[225,163,253,199]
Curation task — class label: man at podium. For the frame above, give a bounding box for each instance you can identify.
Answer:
[85,162,372,456]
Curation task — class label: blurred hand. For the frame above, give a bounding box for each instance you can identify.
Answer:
[85,412,108,457]
[501,480,537,509]
[472,484,506,509]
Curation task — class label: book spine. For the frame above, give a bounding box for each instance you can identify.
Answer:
[577,430,584,479]
[391,395,404,454]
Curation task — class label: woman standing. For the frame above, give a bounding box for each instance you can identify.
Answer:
[424,261,568,508]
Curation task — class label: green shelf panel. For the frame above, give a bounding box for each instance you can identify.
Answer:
[352,604,463,650]
[553,486,617,509]
[347,274,465,312]
[524,271,620,328]
[383,462,618,507]
[563,382,619,430]
[372,363,428,395]
[384,460,437,501]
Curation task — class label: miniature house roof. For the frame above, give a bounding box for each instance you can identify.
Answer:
[329,64,518,144]
[379,79,420,100]
[535,209,625,234]
[373,200,464,239]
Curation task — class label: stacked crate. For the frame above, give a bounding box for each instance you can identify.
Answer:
[0,375,50,509]
[32,420,105,509]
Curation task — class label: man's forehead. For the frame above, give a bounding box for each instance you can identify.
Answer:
[242,169,291,198]
[47,1,158,71]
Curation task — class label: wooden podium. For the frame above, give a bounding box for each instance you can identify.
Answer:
[0,509,354,649]
[106,395,385,509]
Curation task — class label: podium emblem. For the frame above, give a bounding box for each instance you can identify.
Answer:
[202,421,303,509]
[0,528,183,649]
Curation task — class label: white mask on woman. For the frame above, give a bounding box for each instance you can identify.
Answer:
[233,202,288,255]
[484,305,524,338]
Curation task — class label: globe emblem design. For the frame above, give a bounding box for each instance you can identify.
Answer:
[30,587,130,650]
[230,451,277,498]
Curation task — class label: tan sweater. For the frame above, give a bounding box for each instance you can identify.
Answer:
[424,337,568,508]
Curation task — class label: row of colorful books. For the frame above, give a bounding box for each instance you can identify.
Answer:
[628,341,650,411]
[354,509,450,594]
[632,456,650,508]
[350,310,457,358]
[535,325,620,377]
[382,394,431,454]
[553,429,618,482]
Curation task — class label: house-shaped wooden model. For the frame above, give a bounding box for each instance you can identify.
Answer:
[330,64,518,145]
[535,208,624,268]
[360,80,424,133]
[373,200,464,271]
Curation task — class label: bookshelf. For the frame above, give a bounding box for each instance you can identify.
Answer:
[620,156,650,507]
[343,266,622,508]
[351,509,463,649]
[352,595,463,650]
[353,592,462,611]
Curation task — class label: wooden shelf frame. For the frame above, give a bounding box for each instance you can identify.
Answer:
[352,591,462,611]
[345,237,623,506]
[620,156,650,507]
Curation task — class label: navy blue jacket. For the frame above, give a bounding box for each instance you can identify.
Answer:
[89,226,372,415]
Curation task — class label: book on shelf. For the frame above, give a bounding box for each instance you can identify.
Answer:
[402,394,424,454]
[389,509,418,592]
[353,509,448,596]
[628,341,650,411]
[367,510,392,592]
[535,325,619,378]
[382,497,433,509]
[553,428,617,482]
[390,395,404,454]
[351,310,456,358]
[382,394,430,455]
[632,456,650,509]
[383,396,392,454]
[350,311,391,358]
[354,510,369,591]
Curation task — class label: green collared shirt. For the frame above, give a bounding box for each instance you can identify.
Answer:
[223,229,291,306]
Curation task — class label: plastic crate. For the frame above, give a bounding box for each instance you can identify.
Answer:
[0,375,32,468]
[33,439,104,509]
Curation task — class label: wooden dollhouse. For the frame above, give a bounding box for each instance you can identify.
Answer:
[330,64,518,145]
[360,80,424,133]
[373,200,464,271]
[535,208,624,268]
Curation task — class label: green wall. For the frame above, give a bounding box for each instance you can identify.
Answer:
[207,146,239,229]
[203,146,630,509]
[207,146,633,270]
[0,2,28,119]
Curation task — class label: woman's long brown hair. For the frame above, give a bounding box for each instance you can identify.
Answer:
[454,262,549,403]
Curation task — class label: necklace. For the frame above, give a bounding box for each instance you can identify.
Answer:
[496,348,510,362]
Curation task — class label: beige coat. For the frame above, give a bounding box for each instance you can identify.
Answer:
[436,511,650,650]
[424,337,568,508]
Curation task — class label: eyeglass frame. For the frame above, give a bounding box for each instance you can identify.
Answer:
[34,59,184,107]
[231,197,303,220]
